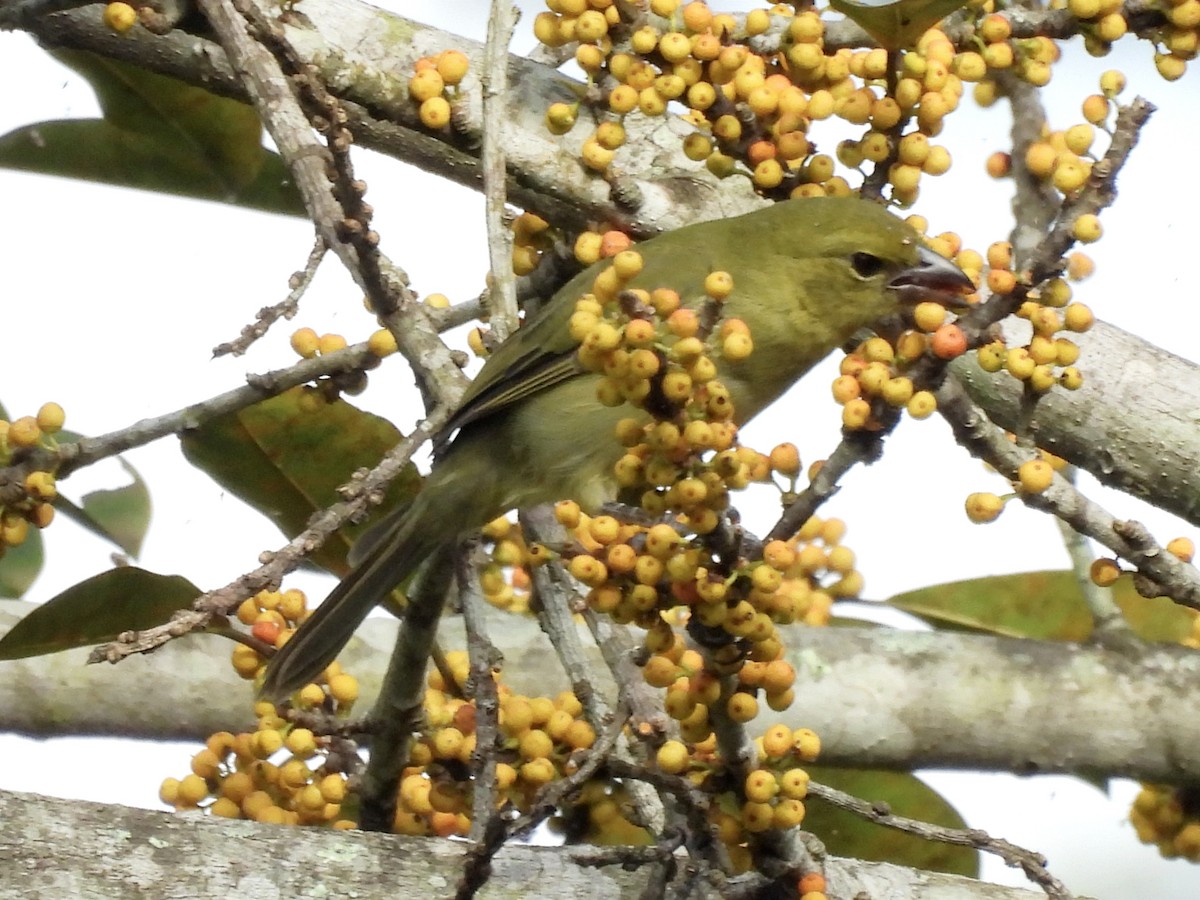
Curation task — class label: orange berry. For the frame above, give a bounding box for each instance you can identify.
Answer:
[930,323,968,359]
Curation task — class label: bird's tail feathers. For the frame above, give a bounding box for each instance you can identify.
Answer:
[259,499,439,701]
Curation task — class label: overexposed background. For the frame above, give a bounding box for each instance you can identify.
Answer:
[1,2,1197,896]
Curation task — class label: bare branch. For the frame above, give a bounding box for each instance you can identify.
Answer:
[808,780,1073,899]
[480,0,520,342]
[212,234,327,358]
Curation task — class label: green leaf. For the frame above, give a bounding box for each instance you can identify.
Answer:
[53,451,152,558]
[887,570,1194,642]
[0,567,200,659]
[805,766,978,876]
[829,0,972,50]
[0,531,44,599]
[179,388,423,576]
[0,50,304,215]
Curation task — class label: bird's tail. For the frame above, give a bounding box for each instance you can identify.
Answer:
[259,496,443,701]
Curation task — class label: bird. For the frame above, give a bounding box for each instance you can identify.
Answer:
[260,196,972,700]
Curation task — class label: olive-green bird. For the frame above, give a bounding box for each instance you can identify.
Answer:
[260,197,971,700]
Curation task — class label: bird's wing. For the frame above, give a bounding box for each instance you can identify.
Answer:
[432,350,583,457]
[431,266,594,457]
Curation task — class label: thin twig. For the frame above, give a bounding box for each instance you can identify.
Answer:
[936,378,1200,610]
[456,701,631,900]
[807,779,1073,899]
[605,757,734,875]
[358,545,457,831]
[457,545,503,842]
[195,0,467,412]
[1052,469,1129,638]
[521,507,668,834]
[480,0,520,341]
[520,508,613,726]
[6,341,380,486]
[88,410,448,664]
[706,671,813,878]
[213,235,327,358]
[580,608,673,834]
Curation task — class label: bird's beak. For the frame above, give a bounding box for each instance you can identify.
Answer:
[889,246,976,309]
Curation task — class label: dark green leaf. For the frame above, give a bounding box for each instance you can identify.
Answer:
[0,531,44,599]
[805,766,978,876]
[887,570,1193,642]
[0,567,200,659]
[179,388,423,576]
[0,50,304,215]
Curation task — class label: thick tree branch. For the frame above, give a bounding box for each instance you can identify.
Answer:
[18,0,767,235]
[6,607,1200,784]
[0,787,1065,900]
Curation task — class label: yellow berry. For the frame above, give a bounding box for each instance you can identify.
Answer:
[1166,537,1195,563]
[159,777,181,807]
[703,270,734,300]
[986,151,1011,178]
[722,331,754,362]
[437,50,470,86]
[792,728,821,761]
[1090,557,1121,587]
[724,691,758,723]
[296,683,325,708]
[1096,12,1127,41]
[780,767,810,800]
[24,470,57,501]
[1017,458,1055,494]
[581,136,615,171]
[1081,94,1110,125]
[745,8,770,35]
[36,402,66,433]
[328,672,359,704]
[103,1,138,33]
[317,333,347,355]
[965,492,1005,523]
[7,416,41,448]
[177,773,210,806]
[1065,253,1095,282]
[1063,124,1095,156]
[367,328,398,357]
[1024,141,1057,178]
[285,727,318,758]
[656,740,690,774]
[1064,303,1095,333]
[643,654,680,689]
[409,69,445,103]
[744,769,779,803]
[906,390,937,419]
[1152,51,1190,81]
[842,398,872,429]
[1073,214,1102,243]
[769,443,801,477]
[1054,157,1090,193]
[911,303,947,337]
[773,797,806,828]
[608,84,638,114]
[742,801,775,833]
[517,728,554,761]
[753,724,789,762]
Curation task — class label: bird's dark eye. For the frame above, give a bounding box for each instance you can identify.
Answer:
[849,252,886,278]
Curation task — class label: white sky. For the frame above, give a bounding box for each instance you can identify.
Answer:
[0,2,1197,896]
